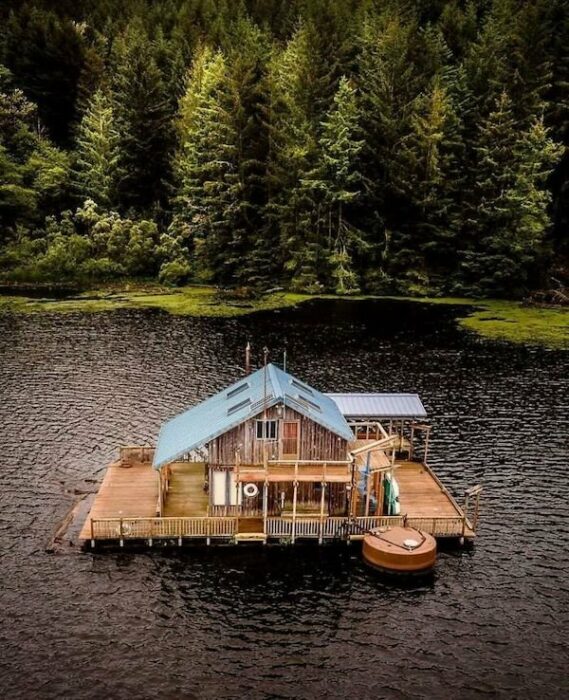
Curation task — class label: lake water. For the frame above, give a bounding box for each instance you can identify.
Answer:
[0,299,567,699]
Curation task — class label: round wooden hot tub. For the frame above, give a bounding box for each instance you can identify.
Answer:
[362,526,437,575]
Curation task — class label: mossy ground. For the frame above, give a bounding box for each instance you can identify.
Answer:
[389,296,569,348]
[0,284,311,317]
[0,284,567,348]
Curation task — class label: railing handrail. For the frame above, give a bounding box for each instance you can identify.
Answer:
[89,513,469,541]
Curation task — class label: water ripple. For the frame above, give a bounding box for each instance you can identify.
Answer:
[0,300,568,699]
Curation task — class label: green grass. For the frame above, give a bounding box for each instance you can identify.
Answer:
[0,284,567,348]
[457,299,569,348]
[0,285,312,317]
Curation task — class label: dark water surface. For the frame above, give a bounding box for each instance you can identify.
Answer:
[0,300,567,699]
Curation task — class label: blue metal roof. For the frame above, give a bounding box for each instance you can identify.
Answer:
[153,364,354,469]
[326,393,427,419]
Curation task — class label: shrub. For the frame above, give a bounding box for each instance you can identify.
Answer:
[158,259,191,286]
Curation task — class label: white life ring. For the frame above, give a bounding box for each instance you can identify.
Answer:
[243,483,259,498]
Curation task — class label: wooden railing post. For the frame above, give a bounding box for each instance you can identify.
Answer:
[319,482,326,544]
[292,479,298,544]
[263,482,268,539]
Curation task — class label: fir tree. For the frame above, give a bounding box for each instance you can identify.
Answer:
[112,26,174,214]
[461,93,562,295]
[73,89,121,208]
[173,49,240,283]
[312,76,365,293]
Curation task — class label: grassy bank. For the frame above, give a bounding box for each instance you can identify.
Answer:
[0,284,567,348]
[0,284,312,317]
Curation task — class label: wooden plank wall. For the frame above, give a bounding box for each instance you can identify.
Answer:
[208,405,348,465]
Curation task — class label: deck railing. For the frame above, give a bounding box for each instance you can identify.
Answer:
[90,516,237,540]
[405,516,466,537]
[119,446,155,465]
[88,513,467,543]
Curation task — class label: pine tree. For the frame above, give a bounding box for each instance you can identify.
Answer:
[112,26,174,214]
[461,93,562,295]
[269,23,327,292]
[356,15,423,290]
[390,71,468,290]
[223,17,272,289]
[73,89,121,208]
[312,76,364,293]
[172,49,240,283]
[546,0,569,259]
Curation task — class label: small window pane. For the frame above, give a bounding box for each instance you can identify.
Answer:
[256,420,278,440]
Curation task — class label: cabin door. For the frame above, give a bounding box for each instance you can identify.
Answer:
[282,420,300,459]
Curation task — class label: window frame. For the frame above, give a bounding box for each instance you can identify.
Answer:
[255,419,278,441]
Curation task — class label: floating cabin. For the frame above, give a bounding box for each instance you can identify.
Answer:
[79,364,481,547]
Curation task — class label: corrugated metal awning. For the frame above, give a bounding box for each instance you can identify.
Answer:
[326,393,427,419]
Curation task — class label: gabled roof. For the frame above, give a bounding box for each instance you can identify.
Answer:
[153,364,354,469]
[327,393,427,419]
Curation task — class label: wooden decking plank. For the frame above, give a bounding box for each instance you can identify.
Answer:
[79,455,474,541]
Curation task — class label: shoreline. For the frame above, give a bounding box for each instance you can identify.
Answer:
[0,283,567,349]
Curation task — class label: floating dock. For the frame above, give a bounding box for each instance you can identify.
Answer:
[77,363,481,548]
[78,453,476,546]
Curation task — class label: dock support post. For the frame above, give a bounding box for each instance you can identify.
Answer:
[319,482,326,544]
[119,517,124,547]
[91,540,95,549]
[207,537,211,546]
[178,536,182,547]
[148,538,153,547]
[292,480,298,544]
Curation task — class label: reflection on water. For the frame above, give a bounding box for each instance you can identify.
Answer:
[0,300,567,699]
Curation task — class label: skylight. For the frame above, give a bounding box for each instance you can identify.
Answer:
[227,382,249,399]
[296,394,322,412]
[227,398,252,415]
[290,378,314,396]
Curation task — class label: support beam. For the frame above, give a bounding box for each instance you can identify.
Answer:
[263,481,268,538]
[365,460,371,517]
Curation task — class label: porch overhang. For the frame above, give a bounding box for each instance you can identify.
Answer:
[236,463,352,484]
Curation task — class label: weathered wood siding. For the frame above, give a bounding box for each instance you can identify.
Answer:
[208,405,349,466]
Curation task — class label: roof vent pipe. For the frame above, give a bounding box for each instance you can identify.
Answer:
[245,341,251,375]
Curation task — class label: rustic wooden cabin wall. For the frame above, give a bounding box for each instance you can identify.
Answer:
[265,482,348,516]
[208,405,349,466]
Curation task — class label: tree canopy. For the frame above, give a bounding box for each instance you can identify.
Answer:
[0,0,567,298]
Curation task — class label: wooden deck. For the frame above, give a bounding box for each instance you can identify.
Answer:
[396,460,475,538]
[79,455,474,543]
[79,460,158,540]
[79,461,208,540]
[397,461,461,517]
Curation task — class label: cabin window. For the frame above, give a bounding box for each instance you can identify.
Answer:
[256,419,278,440]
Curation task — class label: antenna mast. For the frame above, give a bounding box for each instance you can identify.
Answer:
[263,346,269,420]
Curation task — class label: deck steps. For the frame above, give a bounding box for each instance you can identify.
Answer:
[234,532,267,543]
[163,463,208,517]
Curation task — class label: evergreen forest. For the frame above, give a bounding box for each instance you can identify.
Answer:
[1,0,568,298]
